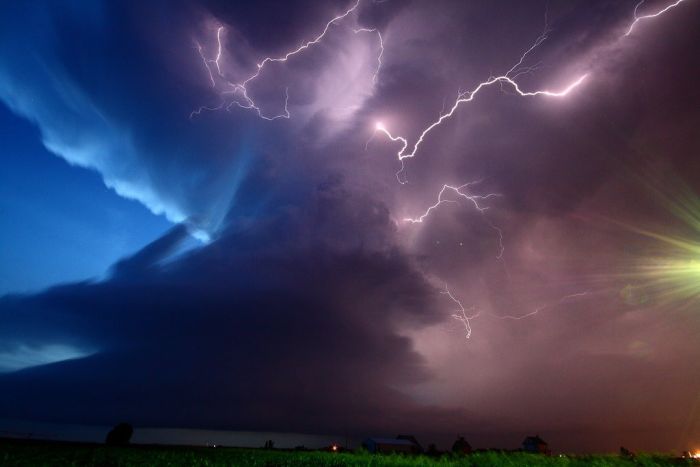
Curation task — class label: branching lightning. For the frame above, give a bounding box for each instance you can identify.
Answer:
[403,181,505,258]
[403,182,499,223]
[374,50,588,183]
[353,28,384,84]
[493,291,591,321]
[443,286,481,339]
[624,0,687,36]
[192,0,384,121]
[443,288,591,339]
[382,1,689,339]
[374,0,689,183]
[241,0,361,81]
[189,0,690,340]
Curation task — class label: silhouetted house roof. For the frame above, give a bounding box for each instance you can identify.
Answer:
[522,435,550,455]
[396,435,423,453]
[363,437,415,454]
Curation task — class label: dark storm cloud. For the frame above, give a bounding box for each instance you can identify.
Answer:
[0,0,456,435]
[0,181,465,435]
[110,224,189,279]
[0,0,699,452]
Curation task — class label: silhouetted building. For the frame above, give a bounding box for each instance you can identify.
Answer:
[451,436,472,454]
[105,423,133,446]
[522,435,549,455]
[363,437,415,454]
[396,434,423,453]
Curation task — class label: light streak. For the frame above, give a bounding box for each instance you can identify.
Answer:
[624,0,687,36]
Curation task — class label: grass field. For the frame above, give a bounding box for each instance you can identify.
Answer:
[0,441,697,466]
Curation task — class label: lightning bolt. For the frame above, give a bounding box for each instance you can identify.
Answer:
[382,24,561,263]
[624,0,687,36]
[380,0,689,264]
[375,67,588,184]
[370,15,582,182]
[192,0,385,121]
[403,181,505,259]
[444,288,591,339]
[195,42,216,88]
[353,28,384,84]
[492,291,591,321]
[222,86,291,121]
[374,0,690,182]
[189,1,689,341]
[403,182,499,223]
[213,25,224,77]
[240,0,362,83]
[443,286,481,339]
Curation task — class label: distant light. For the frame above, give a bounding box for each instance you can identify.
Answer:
[332,445,338,452]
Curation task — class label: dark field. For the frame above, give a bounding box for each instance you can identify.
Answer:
[0,441,697,467]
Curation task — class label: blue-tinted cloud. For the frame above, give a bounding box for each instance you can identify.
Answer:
[0,0,270,229]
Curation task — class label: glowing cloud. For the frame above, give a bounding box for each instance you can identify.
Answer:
[0,344,95,373]
[192,0,384,121]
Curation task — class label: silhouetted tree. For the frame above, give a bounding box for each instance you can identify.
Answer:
[452,436,472,454]
[105,423,133,446]
[264,439,275,449]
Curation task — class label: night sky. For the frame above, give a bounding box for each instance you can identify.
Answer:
[1,0,699,453]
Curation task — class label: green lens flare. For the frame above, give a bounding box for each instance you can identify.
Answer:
[617,178,700,308]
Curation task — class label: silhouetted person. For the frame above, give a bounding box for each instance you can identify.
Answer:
[105,422,133,446]
[452,436,472,454]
